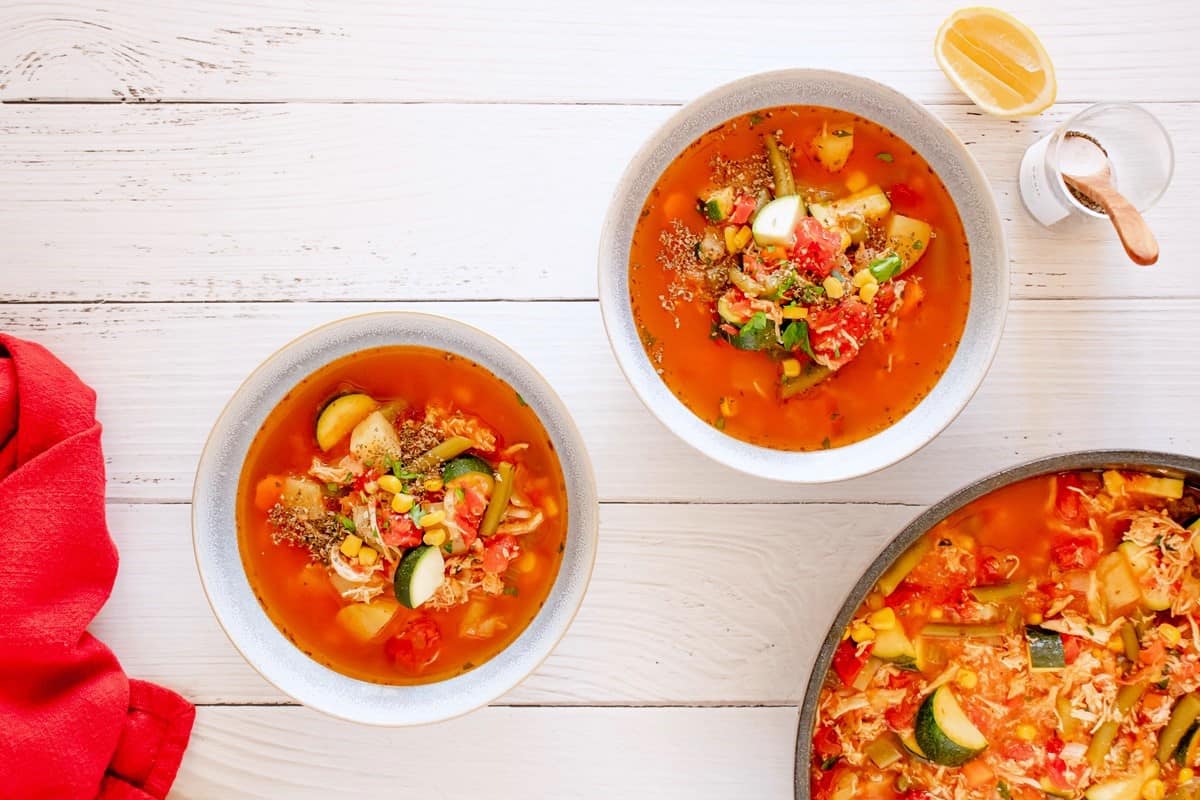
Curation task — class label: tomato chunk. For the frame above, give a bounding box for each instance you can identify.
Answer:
[1050,535,1099,570]
[831,639,872,686]
[385,615,442,672]
[482,534,520,574]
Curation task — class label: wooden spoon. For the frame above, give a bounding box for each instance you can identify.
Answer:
[1061,137,1159,266]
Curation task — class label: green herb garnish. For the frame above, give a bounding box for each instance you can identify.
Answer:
[336,514,356,532]
[781,320,815,359]
[868,252,903,282]
[875,152,894,163]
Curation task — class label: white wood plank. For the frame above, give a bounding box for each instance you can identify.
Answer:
[173,705,798,799]
[97,502,903,704]
[1,1,1196,104]
[1,300,1196,506]
[0,102,1194,303]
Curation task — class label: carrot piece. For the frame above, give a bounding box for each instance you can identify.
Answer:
[962,759,994,787]
[254,475,284,511]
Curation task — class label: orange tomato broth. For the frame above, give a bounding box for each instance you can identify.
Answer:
[237,346,567,685]
[628,105,971,450]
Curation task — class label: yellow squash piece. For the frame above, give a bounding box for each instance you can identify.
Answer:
[935,7,1057,117]
[886,214,933,271]
[315,393,377,451]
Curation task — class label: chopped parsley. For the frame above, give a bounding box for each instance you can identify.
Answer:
[831,129,852,138]
[997,782,1012,800]
[911,240,924,251]
[336,514,356,532]
[503,585,520,597]
[749,113,764,127]
[821,436,832,450]
[799,284,826,304]
[875,152,894,163]
[515,392,527,407]
[820,756,840,771]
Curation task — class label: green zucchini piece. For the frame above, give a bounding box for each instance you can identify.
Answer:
[1026,626,1066,672]
[1160,694,1200,764]
[394,545,446,609]
[913,686,988,767]
[872,626,917,668]
[751,195,805,247]
[1177,723,1200,767]
[877,537,934,597]
[716,294,751,325]
[898,730,929,762]
[727,313,776,351]
[780,362,832,400]
[763,133,797,198]
[316,393,378,451]
[701,187,735,222]
[442,455,494,483]
[478,462,515,538]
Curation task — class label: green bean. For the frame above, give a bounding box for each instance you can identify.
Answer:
[1088,680,1149,768]
[408,436,473,473]
[919,623,1007,639]
[1159,693,1200,764]
[479,462,515,537]
[1120,621,1140,662]
[877,537,934,597]
[763,133,796,198]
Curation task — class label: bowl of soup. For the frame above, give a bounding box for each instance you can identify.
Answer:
[598,69,1007,482]
[797,450,1200,800]
[193,313,598,724]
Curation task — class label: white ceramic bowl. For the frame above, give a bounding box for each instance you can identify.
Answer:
[193,313,598,725]
[598,69,1008,483]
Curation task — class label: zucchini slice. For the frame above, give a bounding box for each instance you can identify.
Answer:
[913,686,988,767]
[1160,694,1200,764]
[872,626,917,668]
[716,294,751,325]
[315,393,377,451]
[1026,626,1067,672]
[394,546,446,609]
[1084,762,1158,800]
[751,195,805,247]
[1177,723,1200,767]
[898,730,929,762]
[443,455,494,484]
[701,187,735,222]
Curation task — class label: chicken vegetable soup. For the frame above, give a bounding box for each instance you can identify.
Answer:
[812,470,1200,800]
[237,346,567,685]
[629,106,971,450]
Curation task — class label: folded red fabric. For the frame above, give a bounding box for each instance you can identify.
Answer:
[0,334,194,800]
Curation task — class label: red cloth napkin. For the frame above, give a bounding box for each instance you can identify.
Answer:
[0,334,194,800]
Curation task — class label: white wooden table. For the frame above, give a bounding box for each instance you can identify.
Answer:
[2,2,1198,796]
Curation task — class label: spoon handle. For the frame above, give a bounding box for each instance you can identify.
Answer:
[1062,173,1159,266]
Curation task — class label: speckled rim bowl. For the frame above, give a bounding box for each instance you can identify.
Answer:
[793,449,1200,797]
[598,69,1008,483]
[192,312,598,725]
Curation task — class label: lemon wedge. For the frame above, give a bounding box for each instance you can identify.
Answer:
[935,7,1056,116]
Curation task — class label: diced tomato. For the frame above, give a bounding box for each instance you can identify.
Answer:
[1054,473,1085,523]
[1050,535,1100,570]
[1140,639,1166,666]
[808,300,871,370]
[962,759,994,788]
[383,514,422,548]
[1046,734,1065,757]
[1003,741,1036,761]
[977,553,1005,585]
[385,615,442,672]
[1061,634,1083,665]
[883,583,921,609]
[728,194,756,225]
[903,792,934,800]
[831,639,872,686]
[481,534,520,574]
[353,468,381,492]
[812,725,841,759]
[888,182,921,210]
[790,218,842,278]
[884,696,919,730]
[451,487,488,543]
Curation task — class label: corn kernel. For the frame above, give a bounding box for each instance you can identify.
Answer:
[845,170,869,193]
[391,492,415,513]
[515,551,538,574]
[1015,724,1037,741]
[850,622,876,643]
[1026,611,1044,625]
[423,478,444,492]
[1142,779,1166,800]
[1179,768,1195,784]
[822,276,845,300]
[422,528,447,547]
[543,495,559,518]
[781,305,809,320]
[930,607,945,621]
[956,669,978,690]
[377,474,403,494]
[339,534,363,558]
[720,397,738,418]
[782,359,802,379]
[733,226,754,252]
[418,509,446,529]
[867,608,897,631]
[358,547,378,567]
[860,282,880,304]
[724,226,738,254]
[852,269,876,288]
[865,592,884,611]
[1159,624,1183,647]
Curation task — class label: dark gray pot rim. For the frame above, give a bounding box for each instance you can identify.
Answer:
[794,448,1200,798]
